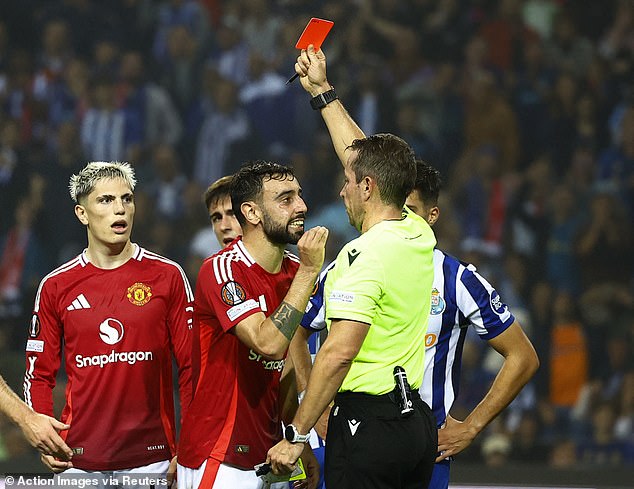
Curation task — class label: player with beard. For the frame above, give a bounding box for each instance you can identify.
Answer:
[177,161,327,489]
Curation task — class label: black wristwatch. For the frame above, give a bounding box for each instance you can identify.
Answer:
[310,88,338,110]
[284,424,310,443]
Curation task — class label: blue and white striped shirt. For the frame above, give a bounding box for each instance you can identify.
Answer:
[300,249,514,428]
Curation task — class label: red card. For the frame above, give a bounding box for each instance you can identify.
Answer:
[295,18,334,50]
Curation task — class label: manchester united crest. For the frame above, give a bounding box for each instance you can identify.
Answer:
[127,282,153,306]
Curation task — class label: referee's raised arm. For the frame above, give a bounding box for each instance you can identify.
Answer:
[294,45,365,167]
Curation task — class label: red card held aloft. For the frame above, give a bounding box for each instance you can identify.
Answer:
[295,18,334,51]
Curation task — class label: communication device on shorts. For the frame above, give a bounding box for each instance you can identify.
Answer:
[393,366,415,417]
[295,18,334,51]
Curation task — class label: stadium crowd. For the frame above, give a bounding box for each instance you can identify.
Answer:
[0,0,632,472]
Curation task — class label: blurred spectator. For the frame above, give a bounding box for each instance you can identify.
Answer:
[80,75,142,162]
[510,410,550,464]
[511,39,554,168]
[47,57,90,128]
[152,0,211,63]
[505,156,551,277]
[91,36,121,78]
[209,18,250,86]
[544,10,596,78]
[576,187,633,291]
[37,121,85,264]
[0,119,29,233]
[454,146,509,257]
[32,19,72,101]
[597,106,634,216]
[545,183,583,294]
[118,49,183,149]
[0,199,48,319]
[578,401,628,465]
[549,439,578,468]
[160,24,205,115]
[240,0,282,61]
[478,0,540,72]
[522,0,560,40]
[481,432,512,467]
[146,143,189,221]
[193,74,249,187]
[548,291,589,439]
[347,58,397,136]
[464,69,520,172]
[240,52,293,157]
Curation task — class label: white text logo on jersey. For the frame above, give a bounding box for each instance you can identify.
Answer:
[75,318,153,369]
[248,350,285,372]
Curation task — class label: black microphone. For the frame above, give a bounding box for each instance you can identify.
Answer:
[255,463,271,476]
[393,366,414,417]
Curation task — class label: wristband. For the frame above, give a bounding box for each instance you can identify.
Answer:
[310,88,338,110]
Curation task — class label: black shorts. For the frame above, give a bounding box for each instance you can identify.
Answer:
[325,390,437,489]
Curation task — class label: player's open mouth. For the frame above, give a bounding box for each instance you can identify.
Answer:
[111,220,128,234]
[223,237,234,245]
[289,219,304,229]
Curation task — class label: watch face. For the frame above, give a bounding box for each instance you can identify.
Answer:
[285,424,295,442]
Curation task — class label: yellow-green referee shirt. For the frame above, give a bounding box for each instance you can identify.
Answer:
[324,207,436,395]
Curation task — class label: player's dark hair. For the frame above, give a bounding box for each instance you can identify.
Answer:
[413,159,442,207]
[204,175,233,210]
[348,133,416,208]
[231,160,296,226]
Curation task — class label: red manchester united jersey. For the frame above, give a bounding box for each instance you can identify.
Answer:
[178,239,299,469]
[23,245,194,471]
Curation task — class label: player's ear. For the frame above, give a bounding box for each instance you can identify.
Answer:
[362,176,375,202]
[428,206,440,227]
[241,201,261,226]
[75,204,89,226]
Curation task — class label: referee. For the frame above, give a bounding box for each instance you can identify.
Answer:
[267,46,437,488]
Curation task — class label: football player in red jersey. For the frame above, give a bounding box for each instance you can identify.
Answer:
[177,161,327,489]
[24,161,194,482]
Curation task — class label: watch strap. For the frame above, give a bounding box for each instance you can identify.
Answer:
[310,88,338,110]
[286,424,310,443]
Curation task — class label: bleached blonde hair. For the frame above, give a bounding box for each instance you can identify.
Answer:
[69,161,137,203]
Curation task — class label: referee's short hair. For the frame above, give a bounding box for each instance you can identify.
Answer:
[348,133,416,208]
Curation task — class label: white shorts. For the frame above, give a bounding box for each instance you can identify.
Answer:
[177,459,287,489]
[56,460,170,489]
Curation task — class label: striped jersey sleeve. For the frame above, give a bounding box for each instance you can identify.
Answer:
[420,249,515,427]
[300,261,335,332]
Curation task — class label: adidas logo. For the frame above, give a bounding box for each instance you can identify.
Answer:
[67,294,91,311]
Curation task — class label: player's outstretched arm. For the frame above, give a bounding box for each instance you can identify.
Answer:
[436,321,539,461]
[295,46,366,167]
[0,375,73,464]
